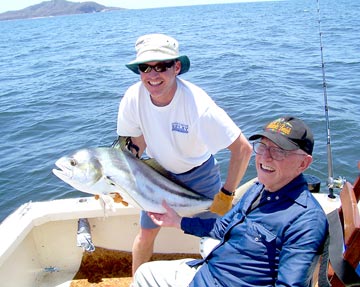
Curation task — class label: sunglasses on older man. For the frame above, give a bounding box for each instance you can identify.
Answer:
[138,61,175,73]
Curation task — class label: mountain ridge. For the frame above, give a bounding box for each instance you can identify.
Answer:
[0,0,124,21]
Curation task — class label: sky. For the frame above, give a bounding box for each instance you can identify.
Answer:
[0,0,270,14]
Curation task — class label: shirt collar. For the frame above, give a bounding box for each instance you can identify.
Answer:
[273,174,309,207]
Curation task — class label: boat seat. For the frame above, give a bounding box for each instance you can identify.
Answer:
[352,161,360,202]
[318,161,360,287]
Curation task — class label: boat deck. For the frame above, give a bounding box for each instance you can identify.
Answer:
[36,247,200,287]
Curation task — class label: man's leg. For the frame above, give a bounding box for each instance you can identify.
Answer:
[132,226,160,275]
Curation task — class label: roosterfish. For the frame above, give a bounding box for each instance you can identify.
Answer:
[52,139,213,216]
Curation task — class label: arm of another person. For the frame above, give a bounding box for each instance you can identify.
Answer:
[210,133,252,215]
[223,133,252,193]
[275,208,328,286]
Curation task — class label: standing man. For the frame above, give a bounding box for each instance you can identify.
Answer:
[117,33,252,275]
[134,116,328,287]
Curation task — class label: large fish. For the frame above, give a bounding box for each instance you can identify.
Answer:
[52,145,213,216]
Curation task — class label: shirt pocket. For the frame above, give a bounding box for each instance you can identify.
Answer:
[249,221,276,242]
[245,221,277,257]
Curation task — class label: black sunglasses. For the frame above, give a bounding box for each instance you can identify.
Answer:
[138,61,175,73]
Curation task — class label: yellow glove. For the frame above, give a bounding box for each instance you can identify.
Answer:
[209,188,234,216]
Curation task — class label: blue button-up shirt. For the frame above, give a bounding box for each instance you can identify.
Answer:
[181,174,328,287]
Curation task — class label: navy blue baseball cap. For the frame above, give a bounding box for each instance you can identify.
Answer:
[249,116,314,155]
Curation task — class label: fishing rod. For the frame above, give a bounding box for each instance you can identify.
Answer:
[316,0,344,198]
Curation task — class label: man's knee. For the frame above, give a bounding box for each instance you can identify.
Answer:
[133,261,155,286]
[138,227,160,242]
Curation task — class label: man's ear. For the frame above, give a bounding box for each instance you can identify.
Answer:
[175,61,181,75]
[299,155,313,172]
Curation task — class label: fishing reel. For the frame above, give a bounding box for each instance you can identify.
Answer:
[326,176,346,199]
[327,176,346,190]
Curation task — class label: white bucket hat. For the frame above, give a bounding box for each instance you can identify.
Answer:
[126,34,190,75]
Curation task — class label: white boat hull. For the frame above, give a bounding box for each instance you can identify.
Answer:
[0,197,200,287]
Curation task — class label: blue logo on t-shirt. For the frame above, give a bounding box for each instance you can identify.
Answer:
[172,122,189,133]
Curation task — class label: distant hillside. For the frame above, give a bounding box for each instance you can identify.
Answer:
[0,0,124,21]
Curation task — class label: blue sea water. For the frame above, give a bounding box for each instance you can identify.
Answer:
[0,0,359,222]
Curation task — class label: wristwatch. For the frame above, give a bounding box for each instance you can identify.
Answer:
[221,187,235,196]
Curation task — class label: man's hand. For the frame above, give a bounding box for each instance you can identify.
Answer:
[148,201,182,229]
[209,189,234,216]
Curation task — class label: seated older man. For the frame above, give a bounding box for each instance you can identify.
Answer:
[133,116,328,287]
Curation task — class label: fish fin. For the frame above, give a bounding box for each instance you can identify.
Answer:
[141,158,172,178]
[113,137,173,179]
[104,175,118,187]
[104,175,126,194]
[98,194,115,215]
[104,176,145,210]
[113,136,140,158]
[101,176,129,207]
[111,136,127,150]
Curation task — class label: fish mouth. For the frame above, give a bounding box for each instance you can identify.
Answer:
[52,167,66,179]
[52,161,72,181]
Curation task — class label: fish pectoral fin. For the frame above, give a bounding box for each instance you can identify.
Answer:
[103,176,129,207]
[98,194,116,213]
[104,175,117,187]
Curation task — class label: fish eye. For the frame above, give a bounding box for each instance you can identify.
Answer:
[70,159,77,166]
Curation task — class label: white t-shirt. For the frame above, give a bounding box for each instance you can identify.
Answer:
[117,78,241,174]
